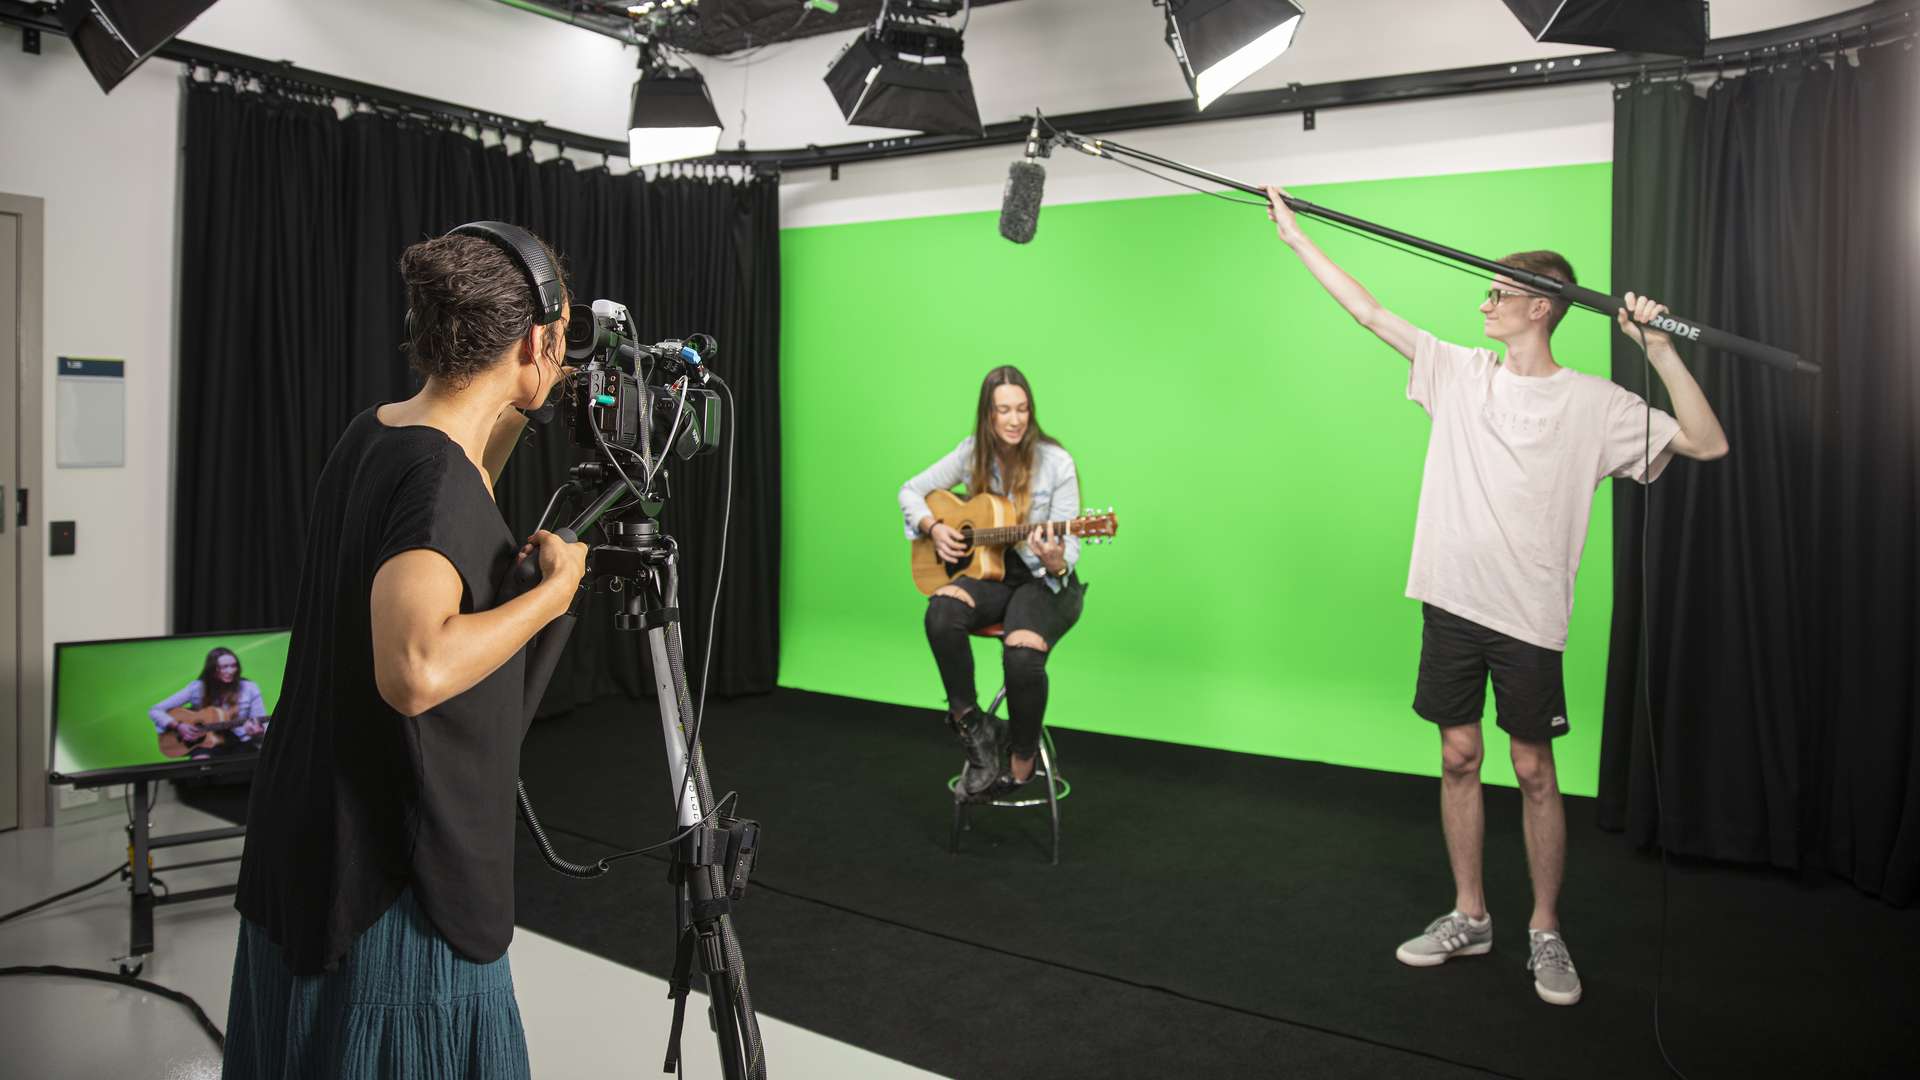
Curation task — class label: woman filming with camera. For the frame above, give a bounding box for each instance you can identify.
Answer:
[224,225,587,1080]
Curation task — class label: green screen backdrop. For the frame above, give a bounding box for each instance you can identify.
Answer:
[780,163,1615,794]
[52,630,291,779]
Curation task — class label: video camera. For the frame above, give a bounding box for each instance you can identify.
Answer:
[560,298,722,477]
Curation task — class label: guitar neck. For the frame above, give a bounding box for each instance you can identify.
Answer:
[967,521,1091,547]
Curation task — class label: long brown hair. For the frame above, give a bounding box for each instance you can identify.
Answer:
[967,366,1061,519]
[197,647,242,710]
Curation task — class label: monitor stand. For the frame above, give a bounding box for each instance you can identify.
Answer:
[115,778,245,976]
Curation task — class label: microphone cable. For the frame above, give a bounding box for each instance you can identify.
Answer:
[1628,320,1694,1080]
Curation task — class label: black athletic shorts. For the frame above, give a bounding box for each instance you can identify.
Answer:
[1412,603,1569,742]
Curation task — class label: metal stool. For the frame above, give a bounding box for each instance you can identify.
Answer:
[947,623,1070,865]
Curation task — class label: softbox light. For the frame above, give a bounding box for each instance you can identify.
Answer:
[823,21,982,136]
[58,0,222,94]
[629,68,724,166]
[1499,0,1709,58]
[1164,0,1306,112]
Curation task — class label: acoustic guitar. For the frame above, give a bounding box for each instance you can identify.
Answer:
[910,489,1119,596]
[157,705,249,758]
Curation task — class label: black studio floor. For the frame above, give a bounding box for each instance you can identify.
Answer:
[187,690,1920,1079]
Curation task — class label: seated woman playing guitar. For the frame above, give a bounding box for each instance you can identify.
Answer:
[149,646,269,759]
[900,365,1086,800]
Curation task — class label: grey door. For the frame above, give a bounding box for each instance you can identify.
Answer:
[0,209,19,831]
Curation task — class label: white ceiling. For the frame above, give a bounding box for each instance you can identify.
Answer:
[173,0,1869,150]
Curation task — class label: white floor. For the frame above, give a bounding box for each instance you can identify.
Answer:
[0,797,941,1079]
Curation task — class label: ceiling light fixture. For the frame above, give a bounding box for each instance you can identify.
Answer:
[1163,0,1306,111]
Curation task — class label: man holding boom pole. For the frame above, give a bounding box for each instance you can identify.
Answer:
[1263,186,1728,1006]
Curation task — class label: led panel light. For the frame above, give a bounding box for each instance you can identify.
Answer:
[823,16,981,135]
[629,66,723,165]
[1499,0,1708,58]
[1164,0,1306,112]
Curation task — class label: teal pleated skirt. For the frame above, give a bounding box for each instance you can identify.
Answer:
[222,890,531,1079]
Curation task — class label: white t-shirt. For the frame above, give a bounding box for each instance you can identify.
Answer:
[1406,331,1681,651]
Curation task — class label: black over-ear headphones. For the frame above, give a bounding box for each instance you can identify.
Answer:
[444,220,567,325]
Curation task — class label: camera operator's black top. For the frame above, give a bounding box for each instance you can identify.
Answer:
[235,407,529,974]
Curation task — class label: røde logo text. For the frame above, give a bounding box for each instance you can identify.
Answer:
[1651,315,1702,341]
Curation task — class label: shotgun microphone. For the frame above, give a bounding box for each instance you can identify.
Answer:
[999,115,1046,244]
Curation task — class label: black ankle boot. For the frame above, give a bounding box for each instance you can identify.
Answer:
[950,709,1003,799]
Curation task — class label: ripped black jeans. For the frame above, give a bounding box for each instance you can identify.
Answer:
[923,565,1086,757]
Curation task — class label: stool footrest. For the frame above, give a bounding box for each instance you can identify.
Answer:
[946,724,1065,864]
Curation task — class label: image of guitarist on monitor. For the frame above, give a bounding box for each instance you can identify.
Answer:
[148,646,271,759]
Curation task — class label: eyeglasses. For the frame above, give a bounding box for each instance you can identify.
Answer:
[1485,286,1547,306]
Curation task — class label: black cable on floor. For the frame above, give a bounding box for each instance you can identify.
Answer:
[0,966,224,1051]
[2,858,227,1054]
[0,865,123,925]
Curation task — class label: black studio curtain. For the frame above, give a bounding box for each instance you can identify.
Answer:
[175,79,782,706]
[1601,44,1919,904]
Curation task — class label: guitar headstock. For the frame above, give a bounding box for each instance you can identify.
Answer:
[1071,506,1119,544]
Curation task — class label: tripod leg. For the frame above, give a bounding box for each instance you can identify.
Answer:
[647,608,768,1079]
[647,628,703,829]
[695,920,749,1080]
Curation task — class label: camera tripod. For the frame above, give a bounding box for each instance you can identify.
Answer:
[512,472,767,1080]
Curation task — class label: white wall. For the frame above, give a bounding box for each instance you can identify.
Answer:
[183,0,639,140]
[0,31,182,820]
[775,81,1619,229]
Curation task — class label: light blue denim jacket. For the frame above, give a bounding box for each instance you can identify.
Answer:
[898,437,1081,593]
[148,679,269,742]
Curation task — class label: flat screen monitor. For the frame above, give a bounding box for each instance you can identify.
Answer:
[50,628,290,785]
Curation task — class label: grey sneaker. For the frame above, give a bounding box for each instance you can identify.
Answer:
[1527,929,1582,1005]
[1396,910,1493,967]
